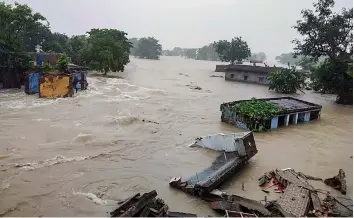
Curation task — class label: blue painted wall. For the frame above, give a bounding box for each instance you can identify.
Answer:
[74,71,88,90]
[28,72,40,94]
[271,116,279,129]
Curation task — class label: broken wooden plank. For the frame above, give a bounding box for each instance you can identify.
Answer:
[120,190,157,217]
[167,211,197,217]
[324,169,347,194]
[110,193,140,217]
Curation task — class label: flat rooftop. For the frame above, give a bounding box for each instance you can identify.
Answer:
[221,97,322,115]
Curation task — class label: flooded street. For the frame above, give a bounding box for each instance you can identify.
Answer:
[0,56,352,216]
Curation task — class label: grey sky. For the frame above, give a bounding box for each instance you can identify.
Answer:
[4,0,353,60]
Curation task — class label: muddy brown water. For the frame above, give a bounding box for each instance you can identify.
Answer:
[0,56,352,216]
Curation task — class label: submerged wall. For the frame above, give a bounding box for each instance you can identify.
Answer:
[39,74,74,98]
[24,71,41,94]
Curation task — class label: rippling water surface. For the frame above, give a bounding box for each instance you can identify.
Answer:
[0,56,352,216]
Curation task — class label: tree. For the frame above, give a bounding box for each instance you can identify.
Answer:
[292,0,353,104]
[134,37,162,59]
[213,37,251,65]
[0,2,47,88]
[249,52,267,63]
[267,66,307,94]
[56,53,69,71]
[196,44,219,61]
[81,28,131,75]
[68,35,87,65]
[182,48,197,59]
[128,37,139,55]
[42,32,70,53]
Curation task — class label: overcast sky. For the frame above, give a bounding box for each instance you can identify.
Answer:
[4,0,353,60]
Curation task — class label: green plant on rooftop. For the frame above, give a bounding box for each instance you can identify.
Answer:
[56,53,69,71]
[230,98,281,131]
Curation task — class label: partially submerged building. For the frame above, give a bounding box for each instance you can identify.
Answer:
[224,65,276,85]
[220,97,322,131]
[24,63,88,97]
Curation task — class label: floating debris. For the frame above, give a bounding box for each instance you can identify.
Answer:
[210,75,224,78]
[110,191,197,217]
[324,169,347,195]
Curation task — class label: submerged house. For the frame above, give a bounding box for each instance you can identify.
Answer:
[220,97,322,131]
[224,65,277,85]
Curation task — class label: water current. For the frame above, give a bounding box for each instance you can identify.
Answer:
[0,56,352,216]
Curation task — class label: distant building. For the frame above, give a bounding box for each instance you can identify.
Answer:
[28,52,62,66]
[224,65,277,85]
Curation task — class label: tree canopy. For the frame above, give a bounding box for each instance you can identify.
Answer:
[292,0,353,104]
[213,37,251,65]
[0,2,48,69]
[196,44,219,61]
[249,52,267,63]
[81,29,131,75]
[133,37,162,60]
[267,66,307,94]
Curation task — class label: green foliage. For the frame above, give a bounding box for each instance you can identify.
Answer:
[43,62,52,72]
[267,66,307,94]
[128,38,139,55]
[230,99,281,131]
[248,52,267,63]
[56,53,69,71]
[133,37,162,59]
[67,35,87,65]
[196,44,219,61]
[81,28,131,75]
[275,53,301,65]
[182,48,197,59]
[0,2,47,70]
[292,0,353,104]
[213,37,251,65]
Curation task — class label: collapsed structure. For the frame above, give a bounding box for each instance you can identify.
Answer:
[166,132,352,217]
[170,132,257,198]
[24,64,88,98]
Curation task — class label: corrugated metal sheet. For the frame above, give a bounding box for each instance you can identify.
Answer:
[189,132,252,154]
[24,71,40,94]
[39,74,74,98]
[74,71,88,90]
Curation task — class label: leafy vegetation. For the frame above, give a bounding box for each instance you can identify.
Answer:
[80,29,131,75]
[133,37,162,60]
[56,53,69,71]
[248,52,267,63]
[213,37,251,65]
[230,99,281,131]
[267,66,307,94]
[292,0,353,104]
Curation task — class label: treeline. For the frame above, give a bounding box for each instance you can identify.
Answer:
[0,1,139,82]
[268,0,352,105]
[163,44,267,63]
[129,37,162,60]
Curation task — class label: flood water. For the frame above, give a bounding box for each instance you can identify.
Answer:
[0,56,352,216]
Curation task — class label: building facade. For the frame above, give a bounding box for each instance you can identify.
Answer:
[223,65,276,85]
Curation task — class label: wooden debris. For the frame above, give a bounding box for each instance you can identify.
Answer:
[167,212,197,217]
[324,169,347,194]
[110,190,194,217]
[120,190,157,217]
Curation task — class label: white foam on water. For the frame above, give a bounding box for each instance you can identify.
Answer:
[14,155,90,171]
[72,190,114,205]
[70,133,95,144]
